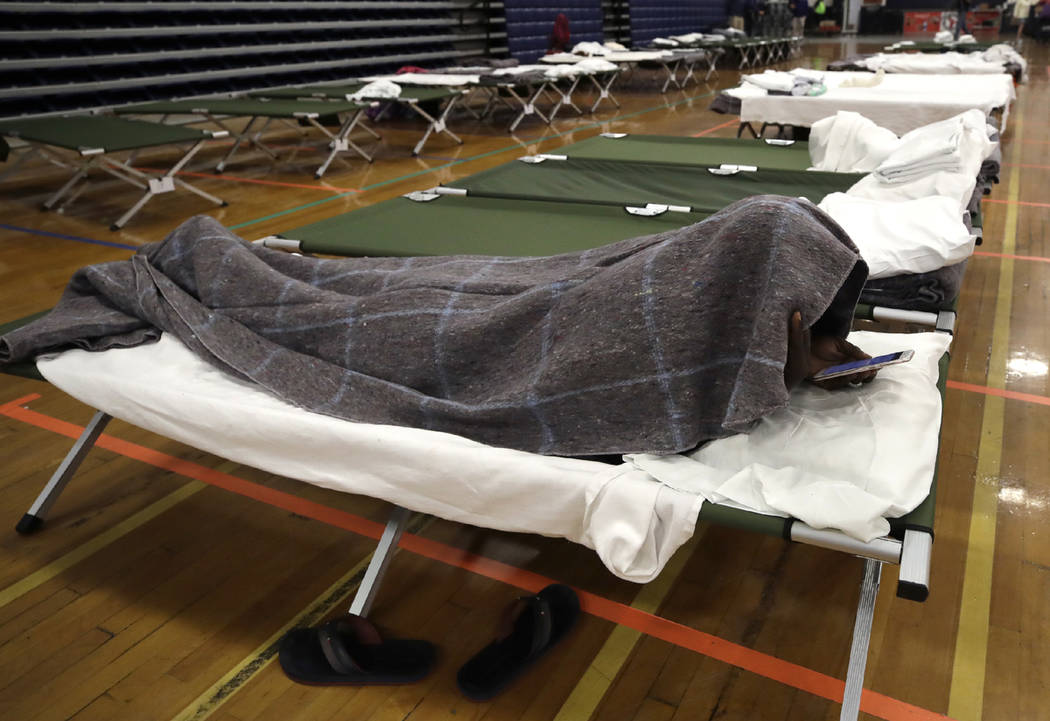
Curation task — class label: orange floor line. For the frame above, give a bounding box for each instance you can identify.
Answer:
[983,198,1050,209]
[1,393,955,721]
[973,250,1050,263]
[947,380,1050,408]
[692,119,739,137]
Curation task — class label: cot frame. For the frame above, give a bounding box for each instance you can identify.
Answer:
[0,130,228,230]
[118,102,377,178]
[253,85,469,156]
[7,346,946,721]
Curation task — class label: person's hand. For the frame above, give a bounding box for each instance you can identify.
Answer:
[785,311,878,390]
[808,333,877,389]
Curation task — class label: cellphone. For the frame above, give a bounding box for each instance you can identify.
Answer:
[810,350,914,380]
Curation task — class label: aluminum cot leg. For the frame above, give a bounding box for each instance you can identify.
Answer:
[407,95,465,156]
[16,411,112,534]
[840,558,882,721]
[106,138,227,230]
[348,505,411,617]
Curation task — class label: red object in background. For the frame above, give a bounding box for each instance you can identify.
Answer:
[902,10,942,33]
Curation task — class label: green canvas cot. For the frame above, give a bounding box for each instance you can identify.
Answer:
[0,115,227,230]
[251,84,467,155]
[115,97,375,177]
[442,155,862,212]
[556,133,815,170]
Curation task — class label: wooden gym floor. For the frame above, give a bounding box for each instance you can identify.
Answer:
[0,35,1047,721]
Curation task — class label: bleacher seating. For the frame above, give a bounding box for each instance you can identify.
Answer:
[503,0,604,62]
[628,0,726,46]
[0,0,505,119]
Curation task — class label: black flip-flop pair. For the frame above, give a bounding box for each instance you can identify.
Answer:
[278,583,580,700]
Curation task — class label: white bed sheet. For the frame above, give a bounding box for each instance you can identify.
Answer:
[857,52,1007,75]
[362,73,480,86]
[35,331,947,581]
[738,70,1015,135]
[630,331,950,542]
[542,50,674,64]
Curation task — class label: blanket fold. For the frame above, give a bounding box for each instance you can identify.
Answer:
[1,196,865,457]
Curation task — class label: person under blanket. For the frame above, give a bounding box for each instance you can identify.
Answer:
[0,195,877,458]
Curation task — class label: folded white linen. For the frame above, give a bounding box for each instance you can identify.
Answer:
[866,109,994,194]
[628,330,951,542]
[838,67,885,87]
[652,37,679,47]
[742,70,796,92]
[808,110,900,172]
[572,41,609,56]
[790,67,827,82]
[575,57,618,73]
[847,168,978,214]
[603,40,628,51]
[934,30,954,43]
[956,33,977,43]
[362,72,478,86]
[541,52,582,64]
[347,79,401,100]
[859,52,1006,75]
[817,193,976,278]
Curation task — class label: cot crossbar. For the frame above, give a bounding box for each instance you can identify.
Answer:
[10,135,227,230]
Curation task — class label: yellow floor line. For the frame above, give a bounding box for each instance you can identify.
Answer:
[169,514,431,721]
[0,480,205,608]
[947,108,1023,720]
[552,532,702,721]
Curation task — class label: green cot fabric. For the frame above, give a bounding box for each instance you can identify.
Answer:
[0,116,211,153]
[448,158,861,212]
[253,85,458,102]
[116,98,367,118]
[0,311,49,381]
[558,134,815,170]
[280,194,708,257]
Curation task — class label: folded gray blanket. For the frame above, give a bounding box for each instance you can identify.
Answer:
[1,195,866,456]
[860,260,967,311]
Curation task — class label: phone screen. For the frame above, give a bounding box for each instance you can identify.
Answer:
[811,351,910,379]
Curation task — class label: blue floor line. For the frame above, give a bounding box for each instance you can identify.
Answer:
[0,223,138,252]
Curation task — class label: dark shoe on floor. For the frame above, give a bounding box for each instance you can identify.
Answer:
[279,615,437,686]
[456,583,580,701]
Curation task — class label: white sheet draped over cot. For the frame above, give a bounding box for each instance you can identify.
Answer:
[36,331,947,582]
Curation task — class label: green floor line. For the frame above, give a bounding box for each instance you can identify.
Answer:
[228,89,716,232]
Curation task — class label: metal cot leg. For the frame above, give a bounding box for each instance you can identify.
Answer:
[348,505,412,617]
[407,94,465,156]
[840,559,881,721]
[17,411,112,534]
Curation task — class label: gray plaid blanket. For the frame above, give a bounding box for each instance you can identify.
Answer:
[1,195,866,456]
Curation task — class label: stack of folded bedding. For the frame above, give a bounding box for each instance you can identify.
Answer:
[804,109,997,308]
[872,125,966,183]
[347,79,401,100]
[934,30,954,43]
[847,109,994,214]
[741,70,826,96]
[570,41,609,56]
